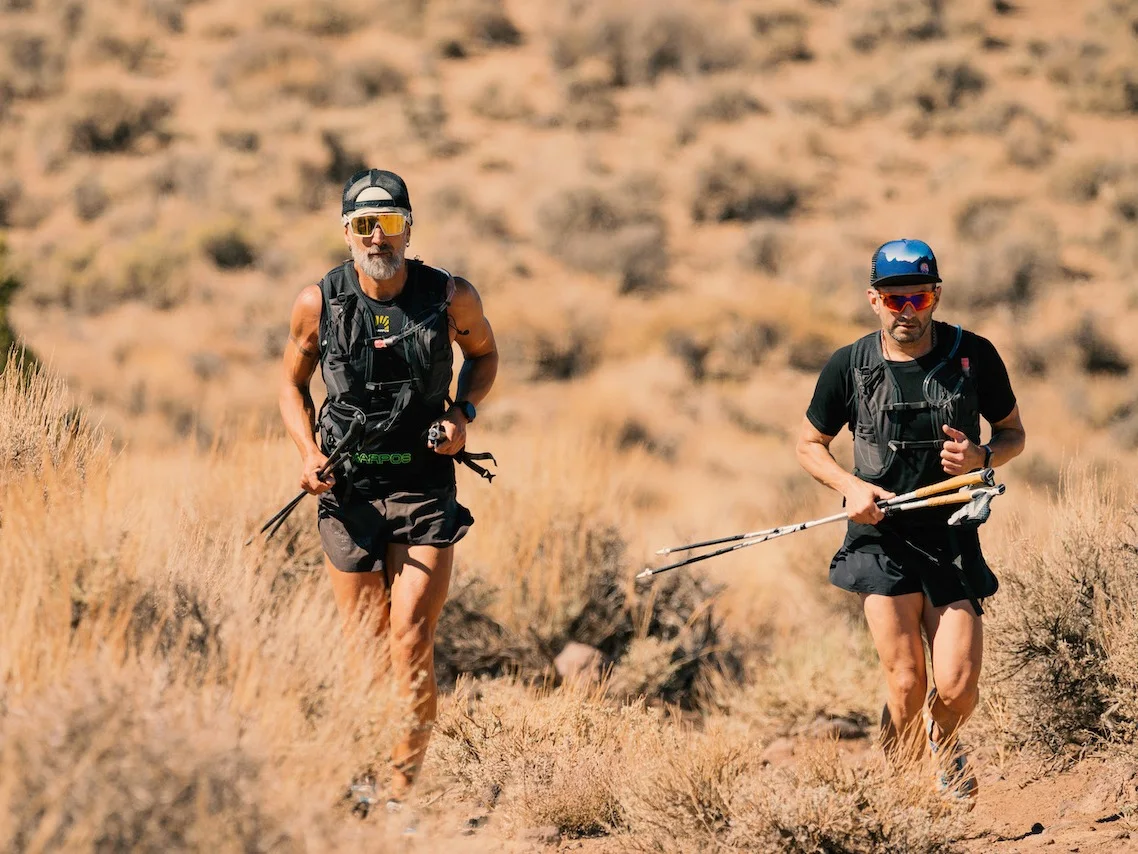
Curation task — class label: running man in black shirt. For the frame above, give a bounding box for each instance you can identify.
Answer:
[796,239,1025,802]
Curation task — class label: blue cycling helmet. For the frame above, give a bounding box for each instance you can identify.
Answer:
[869,239,942,287]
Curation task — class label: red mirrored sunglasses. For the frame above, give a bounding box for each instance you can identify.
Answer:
[875,289,937,313]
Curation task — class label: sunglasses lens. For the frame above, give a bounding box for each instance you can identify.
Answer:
[350,213,406,237]
[351,214,377,236]
[376,213,405,235]
[881,291,934,312]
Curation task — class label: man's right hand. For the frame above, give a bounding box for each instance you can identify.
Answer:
[300,451,334,495]
[841,477,896,525]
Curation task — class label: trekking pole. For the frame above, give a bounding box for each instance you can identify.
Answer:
[245,412,366,546]
[637,485,1005,580]
[655,468,996,556]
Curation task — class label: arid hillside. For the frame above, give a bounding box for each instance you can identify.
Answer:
[2,0,1136,479]
[3,1,1138,851]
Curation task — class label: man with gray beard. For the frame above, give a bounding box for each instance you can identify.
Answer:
[278,169,498,821]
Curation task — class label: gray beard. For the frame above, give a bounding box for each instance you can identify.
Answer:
[353,242,405,280]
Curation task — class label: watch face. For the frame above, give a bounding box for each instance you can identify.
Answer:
[459,401,476,421]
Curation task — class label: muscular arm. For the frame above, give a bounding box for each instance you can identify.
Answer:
[279,285,332,492]
[433,276,498,454]
[449,276,498,407]
[985,404,1026,467]
[796,418,895,524]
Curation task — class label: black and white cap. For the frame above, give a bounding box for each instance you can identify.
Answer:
[341,169,412,222]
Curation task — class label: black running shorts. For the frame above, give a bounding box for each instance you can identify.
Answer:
[317,486,473,575]
[828,525,999,609]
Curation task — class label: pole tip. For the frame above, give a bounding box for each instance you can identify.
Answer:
[654,548,670,556]
[636,567,653,580]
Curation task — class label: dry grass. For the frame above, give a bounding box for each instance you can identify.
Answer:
[981,467,1138,762]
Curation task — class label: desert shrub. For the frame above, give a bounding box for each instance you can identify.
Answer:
[618,735,966,853]
[86,26,166,74]
[537,175,669,294]
[0,673,299,853]
[73,173,109,221]
[550,1,745,87]
[1048,156,1116,203]
[1044,39,1138,114]
[528,325,600,380]
[340,59,406,101]
[1073,315,1130,376]
[434,681,648,835]
[847,56,986,127]
[668,316,781,382]
[214,33,335,108]
[217,128,259,152]
[199,222,257,270]
[470,79,534,122]
[404,91,463,157]
[0,177,21,228]
[0,348,103,481]
[262,0,363,36]
[1004,112,1056,168]
[0,244,26,368]
[691,154,801,223]
[847,0,944,52]
[0,26,67,100]
[562,77,620,131]
[985,471,1138,758]
[426,0,522,58]
[109,228,193,310]
[750,9,812,67]
[954,195,1019,241]
[950,211,1061,309]
[65,87,175,154]
[677,87,766,144]
[739,223,786,275]
[150,152,214,201]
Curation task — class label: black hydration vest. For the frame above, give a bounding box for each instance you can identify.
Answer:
[850,322,982,486]
[316,258,454,462]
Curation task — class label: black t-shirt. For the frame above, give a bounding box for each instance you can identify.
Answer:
[806,322,1016,545]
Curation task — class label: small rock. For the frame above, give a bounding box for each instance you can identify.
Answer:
[554,642,605,684]
[802,713,869,740]
[521,825,561,846]
[1031,822,1045,834]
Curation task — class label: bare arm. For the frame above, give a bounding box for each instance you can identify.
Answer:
[940,403,1026,475]
[278,285,332,493]
[796,417,895,524]
[433,276,498,455]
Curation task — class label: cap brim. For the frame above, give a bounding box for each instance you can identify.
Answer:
[873,274,942,287]
[342,206,411,222]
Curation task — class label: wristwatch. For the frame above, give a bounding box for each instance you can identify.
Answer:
[981,444,993,468]
[454,400,476,423]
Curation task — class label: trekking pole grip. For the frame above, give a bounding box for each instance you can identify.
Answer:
[900,468,994,503]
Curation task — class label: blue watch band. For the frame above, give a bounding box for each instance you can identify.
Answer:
[456,400,476,422]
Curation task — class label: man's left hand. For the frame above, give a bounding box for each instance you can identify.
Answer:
[940,425,982,475]
[430,408,468,456]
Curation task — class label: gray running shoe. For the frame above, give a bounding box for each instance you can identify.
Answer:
[924,688,978,806]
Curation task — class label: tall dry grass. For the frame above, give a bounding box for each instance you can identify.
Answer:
[980,467,1138,763]
[0,357,989,850]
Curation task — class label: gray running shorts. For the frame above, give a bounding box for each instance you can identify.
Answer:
[317,487,473,574]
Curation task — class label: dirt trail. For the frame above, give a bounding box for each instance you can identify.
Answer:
[963,760,1136,854]
[503,741,1138,853]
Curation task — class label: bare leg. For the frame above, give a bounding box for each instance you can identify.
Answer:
[861,592,929,763]
[922,599,983,742]
[385,543,453,801]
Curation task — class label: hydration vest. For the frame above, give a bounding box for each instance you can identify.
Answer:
[850,322,981,484]
[316,258,454,459]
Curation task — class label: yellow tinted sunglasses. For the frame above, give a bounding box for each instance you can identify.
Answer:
[348,212,408,237]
